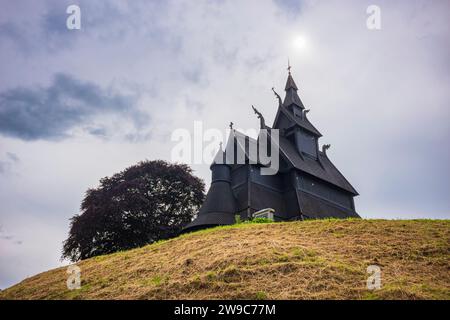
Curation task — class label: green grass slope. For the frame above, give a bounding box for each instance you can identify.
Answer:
[1,219,449,300]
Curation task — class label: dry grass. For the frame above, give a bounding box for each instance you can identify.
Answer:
[1,219,449,300]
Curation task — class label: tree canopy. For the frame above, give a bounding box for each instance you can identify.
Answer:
[62,160,205,262]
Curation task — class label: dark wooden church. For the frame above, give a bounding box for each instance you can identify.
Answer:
[183,69,359,232]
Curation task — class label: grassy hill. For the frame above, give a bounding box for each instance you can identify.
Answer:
[1,219,449,300]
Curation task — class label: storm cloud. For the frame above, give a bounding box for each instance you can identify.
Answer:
[0,73,144,140]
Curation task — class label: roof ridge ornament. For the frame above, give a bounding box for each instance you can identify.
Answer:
[251,105,266,129]
[322,144,331,155]
[287,58,292,74]
[272,87,283,108]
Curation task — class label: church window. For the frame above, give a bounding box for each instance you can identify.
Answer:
[293,106,302,119]
[295,129,317,158]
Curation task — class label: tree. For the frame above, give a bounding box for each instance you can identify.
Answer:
[62,160,205,262]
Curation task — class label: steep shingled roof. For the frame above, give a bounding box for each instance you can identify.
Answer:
[221,128,357,194]
[275,105,322,137]
[283,72,304,108]
[276,135,358,195]
[285,72,299,90]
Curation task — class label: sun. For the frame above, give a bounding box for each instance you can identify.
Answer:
[292,35,308,51]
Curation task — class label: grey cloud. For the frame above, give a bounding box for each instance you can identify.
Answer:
[274,0,304,15]
[41,1,175,49]
[86,126,108,138]
[40,5,81,53]
[0,152,19,174]
[6,152,19,163]
[0,226,21,244]
[0,1,77,54]
[0,162,6,174]
[0,73,146,141]
[182,63,205,84]
[0,21,43,55]
[42,1,73,36]
[0,1,145,54]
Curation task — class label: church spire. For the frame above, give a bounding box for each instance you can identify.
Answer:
[285,73,299,91]
[283,63,304,108]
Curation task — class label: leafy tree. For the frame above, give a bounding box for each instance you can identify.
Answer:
[62,160,205,262]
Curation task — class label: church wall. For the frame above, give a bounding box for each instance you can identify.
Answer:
[280,170,302,219]
[230,164,249,219]
[298,191,359,219]
[248,182,286,219]
[249,166,284,191]
[282,189,301,219]
[233,183,248,218]
[231,164,248,188]
[244,165,286,220]
[296,172,354,210]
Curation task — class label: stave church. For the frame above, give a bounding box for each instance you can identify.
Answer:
[184,67,359,232]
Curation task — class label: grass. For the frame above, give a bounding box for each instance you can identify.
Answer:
[0,219,449,300]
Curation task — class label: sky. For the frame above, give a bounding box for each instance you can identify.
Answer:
[0,0,449,289]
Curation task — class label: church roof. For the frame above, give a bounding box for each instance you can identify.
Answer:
[224,129,358,195]
[274,105,322,136]
[211,143,226,166]
[273,72,321,136]
[283,72,304,108]
[221,129,264,165]
[276,135,358,195]
[285,72,298,90]
[183,212,236,231]
[283,90,304,108]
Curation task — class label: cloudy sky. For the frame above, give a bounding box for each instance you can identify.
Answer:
[0,0,449,289]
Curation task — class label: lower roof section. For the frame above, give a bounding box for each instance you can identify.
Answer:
[182,212,236,233]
